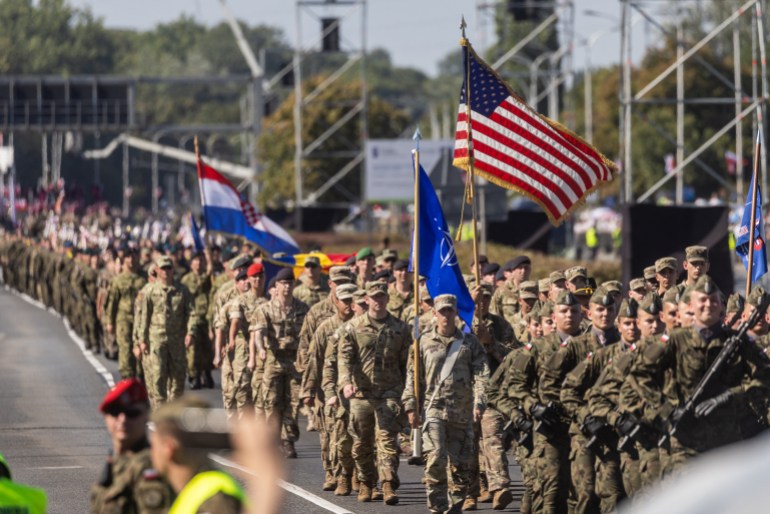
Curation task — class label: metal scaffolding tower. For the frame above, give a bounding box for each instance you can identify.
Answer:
[619,0,769,205]
[293,0,368,229]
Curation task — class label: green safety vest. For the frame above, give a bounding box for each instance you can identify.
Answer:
[0,478,47,514]
[585,227,599,248]
[169,470,246,514]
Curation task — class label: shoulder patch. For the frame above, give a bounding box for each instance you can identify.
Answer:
[660,334,669,343]
[142,468,161,480]
[560,340,569,347]
[586,351,593,359]
[525,342,533,351]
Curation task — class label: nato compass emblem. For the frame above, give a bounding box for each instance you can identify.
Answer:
[436,218,458,269]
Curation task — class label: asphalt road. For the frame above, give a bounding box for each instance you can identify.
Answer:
[0,287,524,513]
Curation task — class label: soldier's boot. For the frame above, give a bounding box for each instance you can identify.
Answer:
[371,486,383,501]
[203,370,215,389]
[357,483,373,502]
[190,377,202,390]
[492,489,513,511]
[382,481,399,506]
[322,471,336,491]
[462,497,478,511]
[334,475,351,496]
[478,484,492,503]
[282,440,297,459]
[351,474,359,492]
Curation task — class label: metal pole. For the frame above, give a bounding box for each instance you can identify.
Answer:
[621,0,633,203]
[585,46,593,143]
[746,133,761,298]
[755,0,768,203]
[360,0,368,207]
[293,2,304,231]
[122,140,129,218]
[94,132,101,188]
[675,14,685,204]
[735,17,745,202]
[41,133,48,188]
[151,133,159,215]
[480,185,487,254]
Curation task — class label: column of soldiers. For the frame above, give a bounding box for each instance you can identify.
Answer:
[6,229,770,514]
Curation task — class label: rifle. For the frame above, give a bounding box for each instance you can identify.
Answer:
[661,293,770,446]
[503,414,534,450]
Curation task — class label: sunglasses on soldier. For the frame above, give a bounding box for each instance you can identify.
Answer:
[105,406,146,419]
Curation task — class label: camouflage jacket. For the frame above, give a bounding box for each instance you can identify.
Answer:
[106,271,147,325]
[293,279,330,308]
[253,297,310,357]
[506,332,563,415]
[135,281,198,345]
[386,283,413,320]
[402,327,489,424]
[490,280,519,326]
[300,312,350,400]
[297,295,336,372]
[224,290,265,365]
[472,312,517,375]
[90,440,173,514]
[181,271,212,320]
[338,312,412,400]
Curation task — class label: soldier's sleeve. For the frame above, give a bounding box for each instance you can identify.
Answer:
[587,365,624,425]
[486,351,511,409]
[539,343,577,404]
[399,324,413,382]
[136,285,152,343]
[337,325,356,391]
[401,334,418,413]
[470,335,490,409]
[489,289,502,317]
[321,331,341,400]
[626,337,674,422]
[184,288,198,335]
[106,279,119,325]
[297,310,315,373]
[129,452,173,514]
[300,324,325,399]
[507,348,539,414]
[560,354,604,424]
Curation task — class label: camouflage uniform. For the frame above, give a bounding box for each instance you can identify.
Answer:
[97,266,117,357]
[402,323,489,514]
[490,280,519,327]
[180,270,212,384]
[90,439,173,514]
[106,268,147,378]
[222,288,263,418]
[254,297,309,443]
[135,280,198,405]
[293,278,330,308]
[386,283,413,320]
[322,323,356,483]
[338,311,411,490]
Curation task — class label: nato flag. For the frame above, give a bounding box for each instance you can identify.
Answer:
[736,173,768,284]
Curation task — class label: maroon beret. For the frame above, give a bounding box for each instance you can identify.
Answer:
[99,378,149,413]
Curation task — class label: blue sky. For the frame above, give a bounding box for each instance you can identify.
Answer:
[71,0,652,78]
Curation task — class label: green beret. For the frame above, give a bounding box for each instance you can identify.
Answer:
[356,247,374,261]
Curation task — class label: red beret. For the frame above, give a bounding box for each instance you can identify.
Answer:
[99,378,149,413]
[247,262,264,277]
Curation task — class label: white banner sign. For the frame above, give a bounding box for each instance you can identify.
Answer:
[0,147,13,175]
[365,139,453,202]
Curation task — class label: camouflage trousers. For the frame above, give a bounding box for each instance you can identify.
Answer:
[516,441,535,514]
[328,401,354,478]
[185,323,211,380]
[261,355,301,443]
[594,448,624,512]
[348,397,402,487]
[100,319,117,355]
[145,341,186,406]
[480,408,510,493]
[116,320,140,379]
[637,442,661,492]
[532,430,570,514]
[422,418,475,514]
[619,447,641,499]
[250,356,266,418]
[221,344,252,420]
[568,433,598,514]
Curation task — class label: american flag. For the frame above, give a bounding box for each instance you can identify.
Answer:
[453,42,616,225]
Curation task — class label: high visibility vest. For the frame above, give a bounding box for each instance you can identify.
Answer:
[585,227,599,248]
[0,478,47,514]
[169,470,246,514]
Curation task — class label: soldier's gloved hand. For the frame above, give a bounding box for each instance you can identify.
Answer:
[695,391,733,418]
[669,406,688,426]
[530,402,559,426]
[514,416,534,433]
[615,413,639,436]
[582,415,606,437]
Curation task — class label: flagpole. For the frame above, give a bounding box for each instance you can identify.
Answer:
[194,136,211,246]
[410,128,422,463]
[460,17,481,285]
[746,131,762,298]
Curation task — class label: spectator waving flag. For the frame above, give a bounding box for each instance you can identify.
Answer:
[189,213,205,252]
[197,158,299,256]
[453,39,617,225]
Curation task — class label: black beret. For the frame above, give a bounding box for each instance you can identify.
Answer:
[482,262,500,275]
[275,268,294,282]
[393,259,409,271]
[504,255,531,271]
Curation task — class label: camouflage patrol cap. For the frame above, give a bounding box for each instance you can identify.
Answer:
[434,294,457,311]
[539,301,554,317]
[617,298,638,318]
[519,280,539,300]
[479,283,494,297]
[464,274,477,289]
[726,293,745,314]
[629,278,647,291]
[555,290,580,306]
[602,280,623,293]
[655,257,678,273]
[590,286,615,306]
[747,286,769,307]
[692,275,720,296]
[549,270,566,283]
[155,256,173,269]
[304,256,321,268]
[375,255,386,267]
[643,266,657,281]
[335,283,357,301]
[638,293,662,315]
[229,253,252,271]
[565,266,588,282]
[150,394,220,435]
[382,249,398,261]
[352,289,367,304]
[419,284,431,301]
[538,278,551,293]
[526,304,541,323]
[366,280,388,297]
[662,287,680,305]
[329,266,354,283]
[685,245,709,263]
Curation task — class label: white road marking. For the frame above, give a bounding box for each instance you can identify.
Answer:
[31,466,83,470]
[9,288,115,388]
[209,453,355,514]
